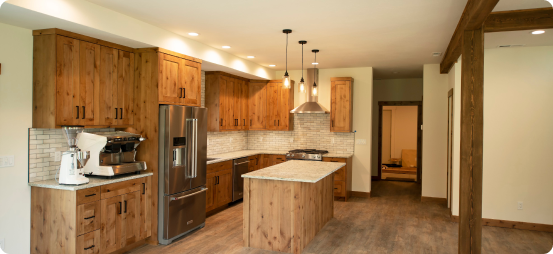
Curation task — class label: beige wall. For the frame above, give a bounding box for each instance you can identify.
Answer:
[371,79,423,176]
[422,64,449,198]
[0,22,33,254]
[277,67,374,193]
[382,106,418,160]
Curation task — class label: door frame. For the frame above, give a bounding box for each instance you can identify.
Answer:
[376,101,423,182]
[447,88,454,210]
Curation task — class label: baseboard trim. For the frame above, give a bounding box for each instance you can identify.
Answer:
[350,191,371,198]
[450,215,553,233]
[421,196,447,204]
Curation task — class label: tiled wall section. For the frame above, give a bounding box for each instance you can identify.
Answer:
[28,128,115,183]
[247,114,355,154]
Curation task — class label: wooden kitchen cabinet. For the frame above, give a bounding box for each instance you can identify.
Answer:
[330,77,354,132]
[33,29,136,128]
[135,48,202,107]
[266,80,294,131]
[248,155,260,172]
[206,161,233,212]
[248,80,268,130]
[205,71,250,132]
[30,176,152,254]
[323,156,353,201]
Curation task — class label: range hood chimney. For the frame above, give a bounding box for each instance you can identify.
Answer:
[290,68,329,114]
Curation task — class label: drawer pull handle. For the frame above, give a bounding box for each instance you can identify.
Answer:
[82,106,85,119]
[84,193,96,197]
[142,183,146,194]
[84,245,95,250]
[119,202,122,214]
[84,216,95,220]
[124,200,127,213]
[76,106,79,119]
[115,108,118,119]
[334,188,338,190]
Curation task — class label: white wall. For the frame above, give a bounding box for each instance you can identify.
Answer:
[371,79,423,176]
[450,59,462,216]
[0,22,33,254]
[277,67,374,193]
[422,64,449,198]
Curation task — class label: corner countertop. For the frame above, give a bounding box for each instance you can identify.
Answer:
[242,160,346,183]
[207,150,353,164]
[28,172,153,191]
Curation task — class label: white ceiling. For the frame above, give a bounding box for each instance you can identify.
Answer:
[7,0,550,80]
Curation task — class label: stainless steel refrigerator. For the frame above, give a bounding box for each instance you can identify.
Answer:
[158,105,207,245]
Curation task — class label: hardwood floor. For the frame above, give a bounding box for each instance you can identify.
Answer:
[130,181,553,254]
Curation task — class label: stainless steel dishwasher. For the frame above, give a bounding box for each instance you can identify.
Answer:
[232,157,249,202]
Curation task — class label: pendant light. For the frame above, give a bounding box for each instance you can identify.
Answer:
[311,49,319,96]
[298,40,307,93]
[282,29,292,89]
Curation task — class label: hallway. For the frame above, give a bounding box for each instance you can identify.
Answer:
[130,181,553,254]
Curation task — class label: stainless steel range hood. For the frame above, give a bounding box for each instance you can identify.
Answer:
[290,68,329,114]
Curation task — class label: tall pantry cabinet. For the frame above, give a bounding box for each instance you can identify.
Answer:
[32,29,135,128]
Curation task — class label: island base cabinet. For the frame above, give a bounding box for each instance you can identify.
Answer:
[30,176,152,254]
[243,175,334,254]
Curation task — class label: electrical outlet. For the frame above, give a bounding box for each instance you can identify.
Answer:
[356,139,367,145]
[0,238,5,252]
[290,138,294,143]
[55,151,62,162]
[518,201,523,210]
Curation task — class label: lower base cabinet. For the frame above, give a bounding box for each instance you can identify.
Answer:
[31,176,152,254]
[322,157,353,201]
[206,161,233,212]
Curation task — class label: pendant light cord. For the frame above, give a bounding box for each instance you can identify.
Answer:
[285,33,288,72]
[313,52,317,86]
[301,44,304,79]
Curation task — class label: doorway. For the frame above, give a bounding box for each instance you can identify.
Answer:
[377,101,423,182]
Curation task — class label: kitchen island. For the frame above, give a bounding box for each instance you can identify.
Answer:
[242,160,346,254]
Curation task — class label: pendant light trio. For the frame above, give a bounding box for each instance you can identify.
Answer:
[282,29,318,96]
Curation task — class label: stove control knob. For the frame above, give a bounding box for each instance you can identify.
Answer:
[286,154,290,157]
[302,154,306,158]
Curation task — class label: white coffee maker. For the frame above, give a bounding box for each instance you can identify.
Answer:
[58,126,90,185]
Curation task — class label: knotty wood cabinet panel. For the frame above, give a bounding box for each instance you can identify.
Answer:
[159,53,184,104]
[76,230,100,254]
[240,79,249,130]
[205,72,250,132]
[248,81,268,130]
[206,161,233,212]
[121,191,141,248]
[78,41,100,126]
[323,157,353,201]
[56,35,81,126]
[206,172,217,212]
[266,80,294,131]
[117,50,135,125]
[183,60,201,106]
[330,77,353,132]
[100,195,123,253]
[216,168,233,207]
[140,176,152,239]
[77,200,101,236]
[99,46,118,126]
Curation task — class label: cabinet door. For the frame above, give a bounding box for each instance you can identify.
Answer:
[99,46,118,126]
[216,169,233,207]
[206,172,217,212]
[139,177,151,240]
[232,78,241,130]
[76,230,100,254]
[266,83,280,130]
[248,82,267,130]
[78,41,100,126]
[219,76,228,130]
[260,154,270,168]
[56,35,80,126]
[116,50,134,126]
[183,60,201,106]
[248,156,257,172]
[278,82,290,130]
[121,191,141,248]
[100,195,123,253]
[159,53,185,104]
[224,77,237,130]
[240,80,249,130]
[331,80,352,132]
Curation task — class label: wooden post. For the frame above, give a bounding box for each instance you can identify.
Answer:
[459,27,484,254]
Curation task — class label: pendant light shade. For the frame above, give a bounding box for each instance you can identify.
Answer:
[283,29,292,89]
[311,49,319,96]
[298,40,307,93]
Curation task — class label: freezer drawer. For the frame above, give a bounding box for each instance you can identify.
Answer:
[162,187,207,243]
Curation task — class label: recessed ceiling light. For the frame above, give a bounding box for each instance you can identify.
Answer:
[312,62,319,65]
[222,46,231,49]
[247,56,255,58]
[188,32,199,36]
[532,30,545,35]
[269,65,276,67]
[432,52,442,57]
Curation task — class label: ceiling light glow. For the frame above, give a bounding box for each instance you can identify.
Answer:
[222,46,231,49]
[532,30,545,35]
[312,62,319,65]
[247,56,255,58]
[269,65,276,67]
[188,32,199,36]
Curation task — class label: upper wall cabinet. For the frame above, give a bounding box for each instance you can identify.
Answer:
[135,48,202,108]
[248,80,268,130]
[32,29,135,128]
[266,80,294,131]
[205,72,250,132]
[330,77,354,132]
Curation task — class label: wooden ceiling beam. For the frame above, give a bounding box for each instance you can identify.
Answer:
[440,0,500,74]
[484,8,553,33]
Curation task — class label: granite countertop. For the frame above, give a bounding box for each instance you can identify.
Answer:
[242,160,345,183]
[207,150,353,164]
[28,172,153,191]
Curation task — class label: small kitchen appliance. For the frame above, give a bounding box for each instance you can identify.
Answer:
[285,149,329,161]
[79,132,147,177]
[58,126,90,185]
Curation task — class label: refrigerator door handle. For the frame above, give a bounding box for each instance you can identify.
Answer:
[193,118,198,178]
[170,187,208,201]
[187,118,198,178]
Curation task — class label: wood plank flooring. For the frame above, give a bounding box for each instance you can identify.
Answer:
[129,181,553,254]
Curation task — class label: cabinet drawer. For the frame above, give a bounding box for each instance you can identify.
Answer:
[207,160,233,174]
[77,187,101,206]
[101,178,143,200]
[323,157,347,163]
[76,230,100,254]
[334,166,346,181]
[77,201,101,236]
[334,181,346,197]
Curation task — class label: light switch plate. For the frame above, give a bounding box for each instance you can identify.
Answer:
[356,139,367,145]
[518,201,523,210]
[0,238,5,252]
[0,156,14,168]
